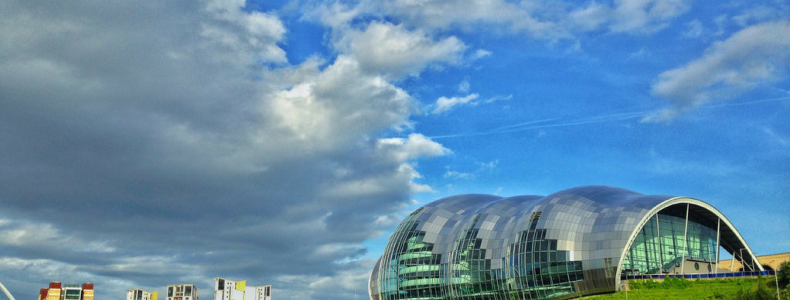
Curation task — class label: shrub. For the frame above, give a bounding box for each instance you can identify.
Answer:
[629,279,658,289]
[730,275,778,300]
[661,275,691,289]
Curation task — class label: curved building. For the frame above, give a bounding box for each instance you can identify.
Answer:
[369,186,762,300]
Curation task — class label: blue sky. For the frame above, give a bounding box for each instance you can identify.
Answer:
[0,0,788,299]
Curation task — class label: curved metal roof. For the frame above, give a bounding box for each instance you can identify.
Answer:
[370,185,762,299]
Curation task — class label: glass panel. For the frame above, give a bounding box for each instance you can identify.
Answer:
[622,213,718,276]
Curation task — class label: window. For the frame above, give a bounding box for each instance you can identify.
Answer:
[64,289,81,300]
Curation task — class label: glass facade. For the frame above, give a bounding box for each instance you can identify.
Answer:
[369,186,761,300]
[622,213,718,276]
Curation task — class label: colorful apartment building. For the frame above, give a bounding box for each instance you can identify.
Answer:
[38,282,93,300]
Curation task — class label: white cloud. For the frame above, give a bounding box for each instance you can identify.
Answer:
[377,134,450,162]
[410,182,436,193]
[444,170,475,180]
[432,94,480,114]
[569,2,611,31]
[304,2,361,30]
[645,21,790,122]
[629,48,648,59]
[443,160,499,180]
[476,160,499,174]
[371,0,566,39]
[610,0,691,33]
[471,49,492,60]
[484,94,513,104]
[336,22,466,79]
[269,56,412,149]
[200,0,287,64]
[732,5,790,27]
[684,19,704,38]
[713,14,729,36]
[568,0,691,34]
[458,79,470,93]
[312,0,693,44]
[0,1,456,300]
[274,259,376,300]
[0,219,114,252]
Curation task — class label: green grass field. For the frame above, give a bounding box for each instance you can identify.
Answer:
[585,276,787,300]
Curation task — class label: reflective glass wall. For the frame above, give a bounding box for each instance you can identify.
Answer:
[373,209,445,300]
[371,213,585,300]
[369,186,758,300]
[622,213,718,276]
[370,187,644,300]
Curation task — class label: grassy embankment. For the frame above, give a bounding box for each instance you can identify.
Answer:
[586,275,790,300]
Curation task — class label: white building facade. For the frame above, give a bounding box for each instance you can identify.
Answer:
[167,284,197,300]
[213,278,271,300]
[126,289,155,300]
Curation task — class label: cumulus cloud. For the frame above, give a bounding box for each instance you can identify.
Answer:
[569,2,611,31]
[569,0,692,33]
[645,21,790,122]
[335,22,466,79]
[269,56,413,147]
[432,94,480,114]
[342,0,693,38]
[378,134,451,161]
[609,0,691,33]
[370,0,567,39]
[0,1,453,300]
[201,0,288,64]
[306,0,694,49]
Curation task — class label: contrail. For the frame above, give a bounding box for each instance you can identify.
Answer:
[488,117,559,131]
[708,96,790,108]
[429,96,790,140]
[430,110,649,139]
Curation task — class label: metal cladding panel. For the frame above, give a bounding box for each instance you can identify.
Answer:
[370,185,682,300]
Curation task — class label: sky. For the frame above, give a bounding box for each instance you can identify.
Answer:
[0,0,788,299]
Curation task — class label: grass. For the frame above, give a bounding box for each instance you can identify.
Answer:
[585,276,784,300]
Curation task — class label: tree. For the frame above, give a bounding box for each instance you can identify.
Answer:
[778,261,790,288]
